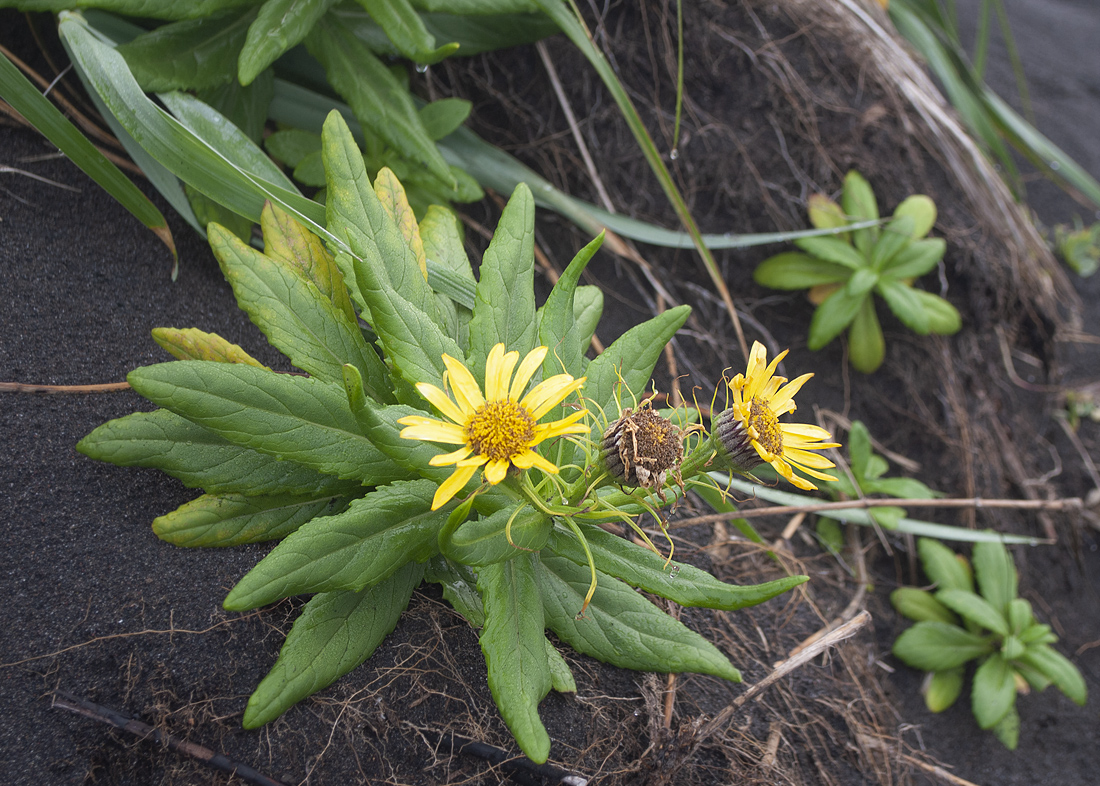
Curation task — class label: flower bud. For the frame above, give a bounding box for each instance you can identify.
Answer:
[712,405,767,474]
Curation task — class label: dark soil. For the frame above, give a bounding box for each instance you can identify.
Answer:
[2,2,1099,785]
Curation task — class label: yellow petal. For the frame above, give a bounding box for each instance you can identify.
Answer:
[532,410,589,442]
[769,373,813,415]
[483,458,510,484]
[522,375,585,419]
[432,464,479,510]
[485,343,519,401]
[443,353,485,412]
[784,447,837,469]
[512,449,560,474]
[399,421,467,445]
[510,346,548,401]
[428,445,473,466]
[781,422,834,441]
[415,382,467,425]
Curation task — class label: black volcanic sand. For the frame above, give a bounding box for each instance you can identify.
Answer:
[3,3,1100,785]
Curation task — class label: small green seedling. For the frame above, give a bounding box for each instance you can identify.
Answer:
[1053,218,1100,277]
[754,170,961,373]
[891,538,1087,749]
[826,420,941,529]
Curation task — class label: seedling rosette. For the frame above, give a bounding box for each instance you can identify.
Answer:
[77,111,816,763]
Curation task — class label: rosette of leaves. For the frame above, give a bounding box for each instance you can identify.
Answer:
[891,538,1087,749]
[754,170,961,373]
[77,111,807,764]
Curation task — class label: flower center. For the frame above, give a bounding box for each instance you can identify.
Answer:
[748,396,783,458]
[465,400,537,462]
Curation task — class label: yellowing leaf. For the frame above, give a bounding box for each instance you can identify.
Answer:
[373,167,427,280]
[260,202,357,324]
[151,327,269,368]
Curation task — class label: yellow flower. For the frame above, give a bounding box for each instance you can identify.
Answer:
[714,341,839,490]
[398,343,588,510]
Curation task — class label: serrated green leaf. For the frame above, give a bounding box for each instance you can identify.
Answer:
[808,286,865,351]
[892,195,937,239]
[870,215,915,271]
[925,667,964,712]
[77,409,347,496]
[972,540,1017,617]
[891,587,958,625]
[936,589,1009,636]
[358,0,459,63]
[793,235,867,270]
[539,232,604,382]
[842,170,879,255]
[443,507,552,566]
[128,361,408,484]
[1017,644,1088,705]
[151,327,268,368]
[116,7,258,92]
[467,183,537,372]
[583,305,690,437]
[243,562,423,727]
[991,704,1020,750]
[239,0,339,86]
[892,621,994,670]
[185,184,253,241]
[419,97,472,140]
[307,18,454,188]
[197,67,273,145]
[882,237,946,280]
[374,167,428,279]
[847,296,884,373]
[477,554,552,763]
[972,653,1016,729]
[538,553,741,682]
[424,555,484,626]
[876,278,930,335]
[224,479,443,610]
[421,205,475,342]
[207,223,386,392]
[547,527,805,610]
[910,289,962,334]
[153,489,359,547]
[918,538,973,592]
[753,252,852,290]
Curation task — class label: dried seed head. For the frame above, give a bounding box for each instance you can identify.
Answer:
[601,404,684,493]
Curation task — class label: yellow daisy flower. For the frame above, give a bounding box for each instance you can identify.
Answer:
[714,341,840,490]
[398,343,588,510]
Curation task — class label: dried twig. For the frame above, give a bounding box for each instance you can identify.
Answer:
[0,381,131,393]
[52,692,288,786]
[412,725,589,786]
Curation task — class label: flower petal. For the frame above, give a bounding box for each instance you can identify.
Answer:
[769,373,813,415]
[483,458,510,484]
[415,383,466,425]
[485,343,519,401]
[532,409,589,442]
[510,346,548,401]
[432,464,479,510]
[428,445,473,466]
[443,353,485,412]
[512,449,560,474]
[522,375,585,419]
[399,421,467,445]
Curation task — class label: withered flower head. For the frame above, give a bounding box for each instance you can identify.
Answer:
[601,402,684,494]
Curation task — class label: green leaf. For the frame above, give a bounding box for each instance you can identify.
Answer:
[919,537,973,592]
[972,653,1016,729]
[419,97,472,140]
[545,639,576,693]
[972,540,1017,617]
[547,527,806,611]
[793,235,867,270]
[1007,598,1034,635]
[753,252,852,290]
[936,589,1009,636]
[538,553,741,682]
[910,289,962,335]
[584,305,691,436]
[243,562,423,727]
[24,0,259,20]
[1017,644,1088,706]
[0,45,175,259]
[186,185,253,241]
[224,479,443,610]
[847,296,884,373]
[847,420,872,480]
[307,17,455,188]
[265,129,323,168]
[992,704,1020,750]
[197,67,274,144]
[239,0,340,86]
[76,409,348,496]
[477,554,552,763]
[571,286,603,357]
[424,555,484,626]
[208,223,388,392]
[892,195,937,239]
[892,621,994,671]
[842,169,880,255]
[116,7,258,92]
[925,667,964,712]
[151,327,268,367]
[539,233,604,381]
[890,588,958,625]
[152,490,359,547]
[808,286,865,350]
[882,238,946,279]
[870,215,915,270]
[1018,623,1056,646]
[875,278,930,335]
[442,507,552,566]
[467,183,537,371]
[1002,634,1025,661]
[357,0,459,63]
[808,193,848,232]
[846,268,879,298]
[864,476,942,499]
[128,361,409,484]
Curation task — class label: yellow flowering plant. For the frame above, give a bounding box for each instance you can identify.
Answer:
[76,111,832,764]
